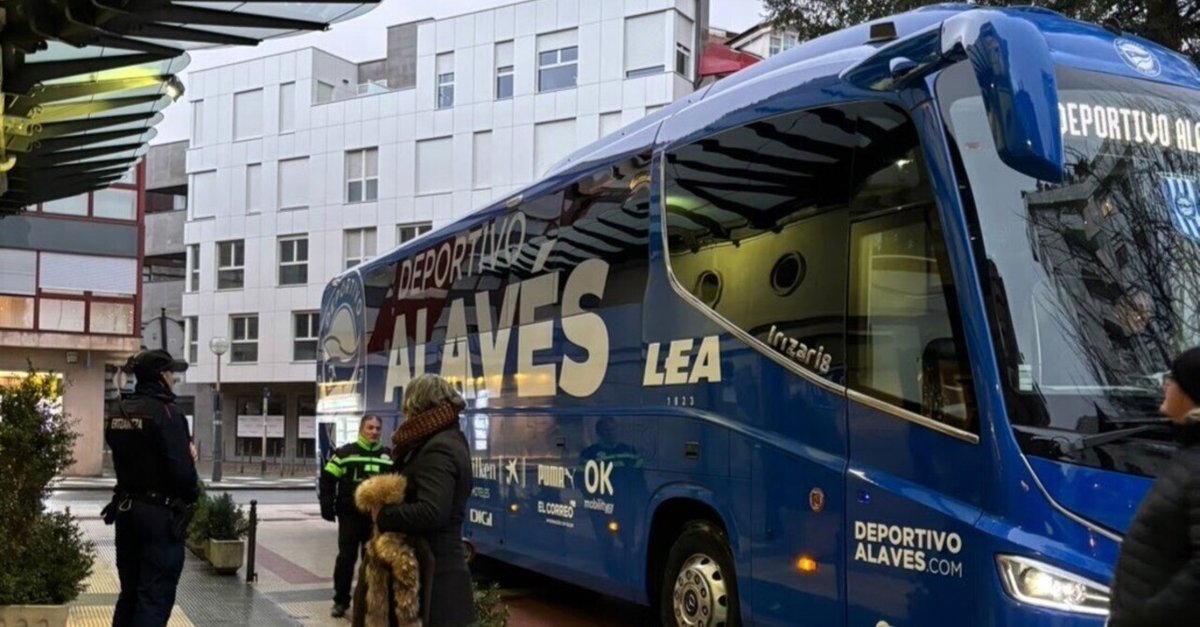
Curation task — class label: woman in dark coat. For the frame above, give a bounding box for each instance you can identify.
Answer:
[1109,347,1200,626]
[370,373,477,627]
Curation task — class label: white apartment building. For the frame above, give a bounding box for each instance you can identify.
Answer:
[182,0,710,467]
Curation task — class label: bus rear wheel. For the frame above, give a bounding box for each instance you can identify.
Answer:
[659,521,741,627]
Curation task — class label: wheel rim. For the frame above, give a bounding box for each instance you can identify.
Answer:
[672,553,729,627]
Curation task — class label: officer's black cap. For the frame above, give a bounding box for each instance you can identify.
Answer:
[128,349,188,377]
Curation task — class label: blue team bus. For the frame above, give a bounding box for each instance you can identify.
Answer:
[316,4,1200,625]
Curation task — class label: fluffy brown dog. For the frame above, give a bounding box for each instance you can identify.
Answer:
[353,473,421,627]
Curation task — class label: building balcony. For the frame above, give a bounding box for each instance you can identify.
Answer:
[145,210,186,257]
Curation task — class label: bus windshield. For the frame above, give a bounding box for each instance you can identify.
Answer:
[938,61,1200,478]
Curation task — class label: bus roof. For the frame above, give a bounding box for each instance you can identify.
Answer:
[347,3,1200,282]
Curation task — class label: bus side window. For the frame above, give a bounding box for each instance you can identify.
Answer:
[845,103,977,434]
[661,105,857,382]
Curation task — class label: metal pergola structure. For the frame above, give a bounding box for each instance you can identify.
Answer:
[0,0,380,214]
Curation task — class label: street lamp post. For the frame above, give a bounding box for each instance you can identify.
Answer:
[209,337,230,483]
[260,387,270,475]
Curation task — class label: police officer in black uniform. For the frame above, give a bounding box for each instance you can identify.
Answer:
[103,349,200,627]
[318,414,392,618]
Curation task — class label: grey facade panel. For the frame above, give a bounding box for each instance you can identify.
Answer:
[387,22,422,90]
[145,210,186,256]
[359,59,387,85]
[147,141,188,191]
[0,215,137,257]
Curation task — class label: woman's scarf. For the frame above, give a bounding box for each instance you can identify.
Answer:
[391,402,460,457]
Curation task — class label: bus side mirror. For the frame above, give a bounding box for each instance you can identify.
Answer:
[940,10,1066,183]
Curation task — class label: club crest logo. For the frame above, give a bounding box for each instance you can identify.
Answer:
[1114,39,1161,77]
[1162,176,1200,241]
[319,270,365,412]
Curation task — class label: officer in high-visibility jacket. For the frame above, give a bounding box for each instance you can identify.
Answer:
[318,414,392,618]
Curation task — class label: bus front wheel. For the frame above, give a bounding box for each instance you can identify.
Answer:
[659,520,742,627]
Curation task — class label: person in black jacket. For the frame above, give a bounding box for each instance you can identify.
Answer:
[104,349,200,627]
[1109,346,1200,627]
[367,374,476,627]
[319,414,393,618]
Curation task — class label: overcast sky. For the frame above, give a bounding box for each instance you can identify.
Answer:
[153,0,765,144]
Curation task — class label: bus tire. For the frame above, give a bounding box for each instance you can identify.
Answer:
[659,520,742,627]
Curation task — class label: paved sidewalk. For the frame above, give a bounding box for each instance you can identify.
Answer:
[65,503,642,626]
[52,475,316,491]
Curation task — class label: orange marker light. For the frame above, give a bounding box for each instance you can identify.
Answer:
[607,521,620,533]
[509,503,519,513]
[796,556,818,574]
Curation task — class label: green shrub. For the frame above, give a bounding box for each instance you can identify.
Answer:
[203,492,248,541]
[0,368,95,605]
[473,582,510,627]
[187,481,210,547]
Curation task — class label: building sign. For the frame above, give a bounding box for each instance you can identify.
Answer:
[298,415,316,439]
[237,415,285,438]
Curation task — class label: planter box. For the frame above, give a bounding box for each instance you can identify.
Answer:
[207,539,244,575]
[0,604,70,627]
[186,537,208,560]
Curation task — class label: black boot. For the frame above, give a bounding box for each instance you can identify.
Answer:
[331,603,348,618]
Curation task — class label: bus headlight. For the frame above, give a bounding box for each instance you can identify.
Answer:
[996,555,1110,617]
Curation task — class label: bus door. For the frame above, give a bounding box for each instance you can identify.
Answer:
[659,103,858,625]
[842,102,987,626]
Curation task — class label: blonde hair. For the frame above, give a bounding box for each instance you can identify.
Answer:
[402,374,466,416]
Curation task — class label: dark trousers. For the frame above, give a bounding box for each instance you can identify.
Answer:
[113,503,185,627]
[334,510,373,606]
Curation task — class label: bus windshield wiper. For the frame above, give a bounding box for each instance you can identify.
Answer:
[1012,423,1173,456]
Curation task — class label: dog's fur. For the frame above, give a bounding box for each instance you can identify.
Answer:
[353,474,421,627]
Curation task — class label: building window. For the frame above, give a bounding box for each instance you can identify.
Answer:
[625,13,666,78]
[675,42,692,77]
[473,131,492,189]
[0,295,34,329]
[187,244,199,292]
[187,316,199,364]
[416,137,453,195]
[297,396,317,459]
[278,158,309,209]
[279,82,296,133]
[230,315,258,363]
[344,228,376,269]
[345,148,379,203]
[192,99,204,146]
[90,302,135,335]
[191,170,217,220]
[294,312,319,361]
[675,13,695,78]
[537,31,578,92]
[495,41,514,100]
[315,81,335,104]
[39,299,86,332]
[278,236,308,286]
[234,89,264,140]
[235,396,283,458]
[436,53,454,109]
[246,163,263,213]
[769,32,798,56]
[41,195,88,216]
[217,240,245,290]
[93,188,137,221]
[397,222,432,245]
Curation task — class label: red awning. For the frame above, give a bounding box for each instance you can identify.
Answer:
[699,43,761,78]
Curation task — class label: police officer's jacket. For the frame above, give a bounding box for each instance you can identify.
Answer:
[319,437,393,513]
[104,381,200,504]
